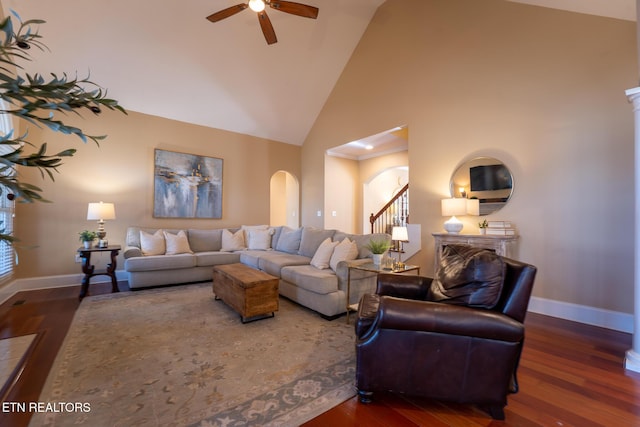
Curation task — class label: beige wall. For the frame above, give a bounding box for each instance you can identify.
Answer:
[324,155,359,232]
[302,0,637,313]
[14,110,300,278]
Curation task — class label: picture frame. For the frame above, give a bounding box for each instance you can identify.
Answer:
[153,149,223,218]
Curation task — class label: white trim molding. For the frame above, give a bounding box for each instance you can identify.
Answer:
[528,296,633,334]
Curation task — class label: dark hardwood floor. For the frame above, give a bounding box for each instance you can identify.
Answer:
[0,282,639,426]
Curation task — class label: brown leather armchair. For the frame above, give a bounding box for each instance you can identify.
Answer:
[355,246,537,420]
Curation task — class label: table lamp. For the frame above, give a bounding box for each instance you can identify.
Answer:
[87,202,116,247]
[441,198,467,233]
[391,226,409,268]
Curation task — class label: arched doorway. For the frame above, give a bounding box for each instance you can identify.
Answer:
[270,170,300,228]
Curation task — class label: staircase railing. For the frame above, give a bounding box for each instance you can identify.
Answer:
[369,183,409,235]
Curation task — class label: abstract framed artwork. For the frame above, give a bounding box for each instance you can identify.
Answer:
[153,149,223,218]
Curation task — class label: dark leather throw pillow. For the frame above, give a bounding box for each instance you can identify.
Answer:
[429,244,506,309]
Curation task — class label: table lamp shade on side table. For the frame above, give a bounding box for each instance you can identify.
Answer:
[87,202,116,247]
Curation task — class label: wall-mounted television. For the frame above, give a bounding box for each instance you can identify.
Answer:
[470,164,512,191]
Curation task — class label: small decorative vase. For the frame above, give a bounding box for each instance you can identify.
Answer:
[372,254,383,265]
[83,241,91,249]
[480,228,487,235]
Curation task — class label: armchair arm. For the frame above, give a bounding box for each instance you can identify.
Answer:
[365,296,524,343]
[376,273,432,300]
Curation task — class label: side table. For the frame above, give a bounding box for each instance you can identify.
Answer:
[346,262,420,324]
[77,245,121,300]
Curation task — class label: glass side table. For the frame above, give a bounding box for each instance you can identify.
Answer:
[346,262,420,324]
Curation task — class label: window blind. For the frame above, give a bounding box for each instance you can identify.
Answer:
[0,100,15,283]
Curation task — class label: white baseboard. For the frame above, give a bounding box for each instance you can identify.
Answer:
[528,296,633,333]
[0,270,128,306]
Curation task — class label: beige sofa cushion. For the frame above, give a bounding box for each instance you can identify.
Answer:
[281,265,339,295]
[258,252,311,277]
[125,253,195,272]
[275,227,302,254]
[188,229,223,252]
[194,251,241,267]
[298,227,336,258]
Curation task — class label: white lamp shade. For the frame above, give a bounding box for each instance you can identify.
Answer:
[391,226,409,242]
[87,202,116,221]
[441,198,467,216]
[466,199,480,216]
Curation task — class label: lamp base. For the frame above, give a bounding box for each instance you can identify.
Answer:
[443,216,463,234]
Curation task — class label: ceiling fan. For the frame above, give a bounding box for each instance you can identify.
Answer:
[206,0,319,45]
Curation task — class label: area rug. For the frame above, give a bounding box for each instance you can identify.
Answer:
[29,283,356,426]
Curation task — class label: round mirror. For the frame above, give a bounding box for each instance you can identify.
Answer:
[450,157,514,216]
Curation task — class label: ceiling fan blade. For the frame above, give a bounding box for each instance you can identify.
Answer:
[269,1,319,19]
[257,10,277,45]
[206,3,248,22]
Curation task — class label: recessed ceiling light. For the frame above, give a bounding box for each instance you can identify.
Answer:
[365,145,374,150]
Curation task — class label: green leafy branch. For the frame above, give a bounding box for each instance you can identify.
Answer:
[0,11,126,243]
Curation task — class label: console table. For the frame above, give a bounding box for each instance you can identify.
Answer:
[77,245,121,300]
[432,233,518,271]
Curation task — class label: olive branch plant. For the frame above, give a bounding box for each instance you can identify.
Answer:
[0,11,126,243]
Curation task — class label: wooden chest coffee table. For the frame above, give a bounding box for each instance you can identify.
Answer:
[212,263,279,323]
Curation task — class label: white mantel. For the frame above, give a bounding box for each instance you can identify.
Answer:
[625,86,640,373]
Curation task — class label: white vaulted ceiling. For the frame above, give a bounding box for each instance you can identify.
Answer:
[1,0,386,146]
[0,0,634,147]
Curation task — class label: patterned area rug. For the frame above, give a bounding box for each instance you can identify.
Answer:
[30,283,356,426]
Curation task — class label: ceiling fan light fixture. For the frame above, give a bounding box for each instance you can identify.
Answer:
[249,0,266,12]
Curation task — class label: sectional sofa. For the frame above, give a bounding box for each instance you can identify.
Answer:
[123,225,390,318]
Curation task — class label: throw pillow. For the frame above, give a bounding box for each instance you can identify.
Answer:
[140,230,165,256]
[246,228,275,250]
[221,229,246,251]
[275,227,302,254]
[310,237,339,269]
[429,244,506,309]
[330,237,359,271]
[163,230,193,255]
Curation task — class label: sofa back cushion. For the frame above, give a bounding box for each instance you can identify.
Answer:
[275,227,303,254]
[188,229,223,252]
[298,227,336,258]
[429,244,506,309]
